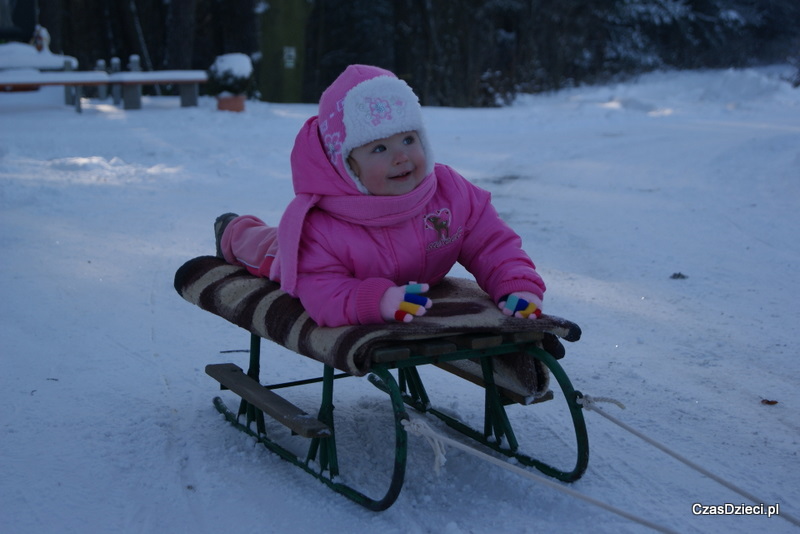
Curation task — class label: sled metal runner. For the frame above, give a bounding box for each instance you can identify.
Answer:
[206,331,589,511]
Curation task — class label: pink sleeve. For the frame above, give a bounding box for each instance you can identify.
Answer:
[294,220,395,327]
[443,169,545,302]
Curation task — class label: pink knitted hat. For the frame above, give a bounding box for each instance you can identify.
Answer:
[317,64,435,193]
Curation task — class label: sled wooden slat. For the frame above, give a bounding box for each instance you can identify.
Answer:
[412,340,458,356]
[372,346,412,363]
[368,334,502,364]
[434,360,554,406]
[508,331,545,343]
[445,333,504,350]
[205,363,330,438]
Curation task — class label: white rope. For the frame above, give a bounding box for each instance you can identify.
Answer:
[403,417,447,474]
[401,416,679,534]
[577,395,800,529]
[579,394,626,410]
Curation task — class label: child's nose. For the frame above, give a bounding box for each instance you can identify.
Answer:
[393,148,409,164]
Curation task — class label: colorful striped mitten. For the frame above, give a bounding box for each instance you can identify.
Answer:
[380,283,433,323]
[499,291,542,319]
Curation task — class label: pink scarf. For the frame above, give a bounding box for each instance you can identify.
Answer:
[277,117,437,296]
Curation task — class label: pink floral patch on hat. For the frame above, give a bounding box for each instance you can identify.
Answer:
[366,97,395,124]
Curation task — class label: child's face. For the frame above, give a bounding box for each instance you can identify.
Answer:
[347,131,427,196]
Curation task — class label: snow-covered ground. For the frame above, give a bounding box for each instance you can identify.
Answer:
[1,66,798,534]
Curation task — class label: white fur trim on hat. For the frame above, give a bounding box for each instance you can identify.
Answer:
[340,76,434,193]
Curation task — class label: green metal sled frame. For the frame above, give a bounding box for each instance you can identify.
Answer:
[207,331,589,511]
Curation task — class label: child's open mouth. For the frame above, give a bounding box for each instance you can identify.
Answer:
[390,170,412,180]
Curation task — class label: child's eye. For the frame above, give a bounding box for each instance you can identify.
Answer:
[403,135,416,145]
[372,144,386,153]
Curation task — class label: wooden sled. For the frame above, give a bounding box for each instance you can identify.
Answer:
[174,256,589,510]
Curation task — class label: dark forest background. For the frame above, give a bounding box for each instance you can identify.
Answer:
[9,0,800,106]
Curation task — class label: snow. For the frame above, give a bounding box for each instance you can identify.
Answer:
[210,52,254,79]
[1,65,799,533]
[0,69,109,86]
[0,41,78,70]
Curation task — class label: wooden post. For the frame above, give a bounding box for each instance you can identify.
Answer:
[95,59,108,100]
[63,59,74,106]
[110,57,121,105]
[179,83,199,107]
[123,55,142,110]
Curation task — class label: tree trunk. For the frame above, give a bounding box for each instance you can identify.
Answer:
[38,0,66,53]
[128,0,155,71]
[65,0,108,68]
[164,0,198,69]
[216,0,257,55]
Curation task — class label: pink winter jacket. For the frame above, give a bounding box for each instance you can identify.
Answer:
[293,163,545,327]
[249,116,543,327]
[226,114,546,327]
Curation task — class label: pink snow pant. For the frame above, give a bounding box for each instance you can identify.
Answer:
[220,215,278,278]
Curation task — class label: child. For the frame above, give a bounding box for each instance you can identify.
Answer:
[216,64,545,328]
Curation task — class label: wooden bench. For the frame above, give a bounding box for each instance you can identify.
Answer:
[107,70,208,110]
[0,70,110,112]
[0,69,208,112]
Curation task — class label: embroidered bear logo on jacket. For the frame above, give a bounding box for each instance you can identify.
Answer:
[425,208,451,239]
[424,208,463,250]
